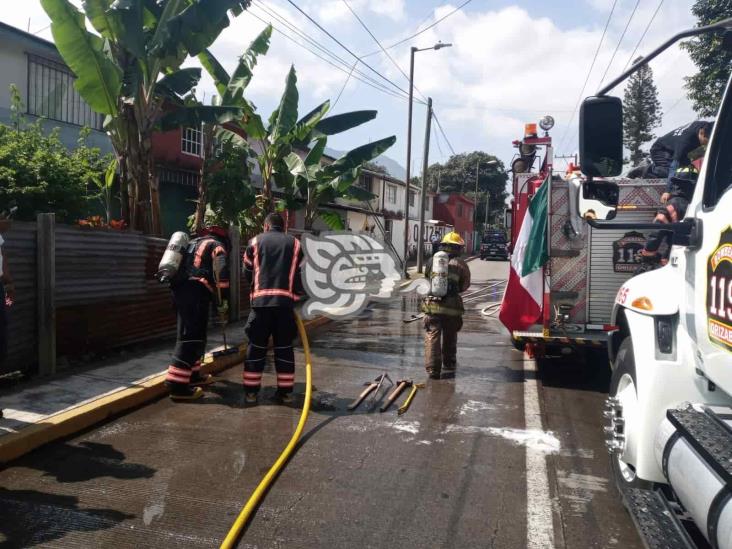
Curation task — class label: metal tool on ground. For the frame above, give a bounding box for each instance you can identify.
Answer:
[397,383,425,415]
[348,373,393,411]
[380,380,412,413]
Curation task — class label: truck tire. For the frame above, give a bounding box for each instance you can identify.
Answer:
[511,337,526,352]
[608,337,653,491]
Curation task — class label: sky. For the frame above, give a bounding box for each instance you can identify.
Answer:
[3,0,702,177]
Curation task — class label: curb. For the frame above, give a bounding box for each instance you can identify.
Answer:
[0,317,329,465]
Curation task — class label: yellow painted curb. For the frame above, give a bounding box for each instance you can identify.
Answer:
[0,317,330,465]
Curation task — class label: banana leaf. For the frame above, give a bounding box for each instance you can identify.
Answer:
[270,65,298,142]
[224,25,272,104]
[158,105,244,131]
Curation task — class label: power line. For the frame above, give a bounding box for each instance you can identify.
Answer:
[361,0,474,58]
[433,119,446,158]
[622,0,665,72]
[284,0,414,98]
[332,61,357,110]
[244,10,409,103]
[432,111,457,156]
[558,0,619,154]
[251,1,408,100]
[598,0,641,87]
[341,0,429,104]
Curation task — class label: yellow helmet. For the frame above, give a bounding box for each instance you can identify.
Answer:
[441,231,465,246]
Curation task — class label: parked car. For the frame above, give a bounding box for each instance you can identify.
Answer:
[480,231,509,260]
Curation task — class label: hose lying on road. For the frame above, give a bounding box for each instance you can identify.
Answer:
[481,302,502,317]
[220,312,313,549]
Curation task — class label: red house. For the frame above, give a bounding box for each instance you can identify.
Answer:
[433,193,475,252]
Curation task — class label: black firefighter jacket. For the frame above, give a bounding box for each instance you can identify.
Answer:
[243,228,305,308]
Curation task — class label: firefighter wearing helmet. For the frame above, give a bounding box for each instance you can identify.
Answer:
[421,231,471,379]
[158,224,231,401]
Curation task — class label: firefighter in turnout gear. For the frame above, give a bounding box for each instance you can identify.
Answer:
[422,232,471,379]
[165,225,230,401]
[242,213,305,404]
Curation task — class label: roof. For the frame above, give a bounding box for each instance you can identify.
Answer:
[437,193,475,206]
[0,21,59,55]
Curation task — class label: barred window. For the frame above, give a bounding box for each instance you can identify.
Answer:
[27,54,104,130]
[181,127,202,157]
[387,184,397,204]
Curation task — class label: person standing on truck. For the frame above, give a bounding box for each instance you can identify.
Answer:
[628,121,713,203]
[422,232,471,380]
[165,225,230,401]
[242,213,305,405]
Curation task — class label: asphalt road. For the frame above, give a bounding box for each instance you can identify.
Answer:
[0,258,641,548]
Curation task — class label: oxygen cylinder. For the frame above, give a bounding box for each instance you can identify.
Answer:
[430,250,449,297]
[157,231,189,282]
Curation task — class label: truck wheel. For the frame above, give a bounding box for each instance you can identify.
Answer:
[511,337,526,352]
[608,337,652,491]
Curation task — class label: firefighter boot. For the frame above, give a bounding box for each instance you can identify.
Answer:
[190,361,216,387]
[272,388,294,405]
[167,383,204,402]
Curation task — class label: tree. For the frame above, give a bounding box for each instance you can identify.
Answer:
[41,0,250,234]
[424,151,508,228]
[623,58,662,165]
[0,87,113,223]
[681,0,732,116]
[201,29,395,231]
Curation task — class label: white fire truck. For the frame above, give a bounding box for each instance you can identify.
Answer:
[576,18,732,549]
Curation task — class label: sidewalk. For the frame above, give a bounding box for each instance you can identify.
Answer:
[0,316,328,464]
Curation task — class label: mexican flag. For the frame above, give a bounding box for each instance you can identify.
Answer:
[499,175,550,332]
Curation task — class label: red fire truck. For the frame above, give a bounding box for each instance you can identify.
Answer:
[504,119,664,356]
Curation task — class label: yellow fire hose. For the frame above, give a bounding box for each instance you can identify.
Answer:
[220,312,313,549]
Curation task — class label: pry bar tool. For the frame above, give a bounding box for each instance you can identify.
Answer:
[397,383,425,416]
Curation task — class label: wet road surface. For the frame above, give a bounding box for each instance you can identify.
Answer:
[0,259,641,548]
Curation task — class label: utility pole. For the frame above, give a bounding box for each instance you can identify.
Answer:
[403,47,416,277]
[403,42,452,277]
[484,191,490,228]
[417,97,432,273]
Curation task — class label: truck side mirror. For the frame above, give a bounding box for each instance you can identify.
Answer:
[579,180,619,221]
[580,96,624,177]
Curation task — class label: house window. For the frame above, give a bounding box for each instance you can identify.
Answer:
[409,191,416,207]
[27,54,104,130]
[182,127,203,157]
[387,184,397,204]
[457,203,464,217]
[359,174,373,193]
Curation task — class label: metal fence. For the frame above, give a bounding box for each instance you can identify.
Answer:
[3,222,37,374]
[2,218,250,377]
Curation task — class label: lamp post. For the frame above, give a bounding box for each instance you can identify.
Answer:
[403,41,452,277]
[473,159,497,251]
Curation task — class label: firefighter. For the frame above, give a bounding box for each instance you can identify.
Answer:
[636,167,699,273]
[242,213,305,404]
[165,225,230,401]
[628,121,713,202]
[422,232,471,380]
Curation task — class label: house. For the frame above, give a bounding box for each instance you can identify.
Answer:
[0,21,111,153]
[434,193,476,252]
[0,22,205,234]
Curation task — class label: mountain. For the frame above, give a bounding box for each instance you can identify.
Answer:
[324,147,406,181]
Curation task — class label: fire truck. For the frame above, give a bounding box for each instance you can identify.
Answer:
[505,121,663,356]
[576,18,732,549]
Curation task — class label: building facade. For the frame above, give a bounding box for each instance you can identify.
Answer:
[434,193,476,252]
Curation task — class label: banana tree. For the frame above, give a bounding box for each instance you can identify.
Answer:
[283,136,396,231]
[41,0,251,234]
[200,27,384,219]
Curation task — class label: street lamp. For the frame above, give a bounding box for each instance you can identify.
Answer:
[403,41,452,277]
[474,159,497,251]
